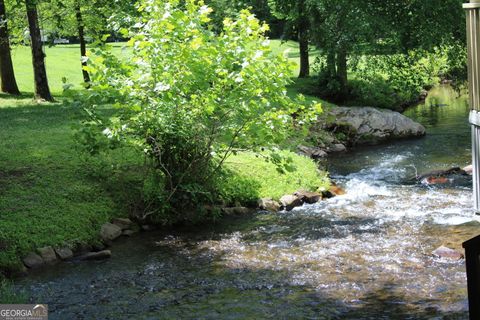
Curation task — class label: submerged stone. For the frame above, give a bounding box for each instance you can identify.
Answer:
[432,246,464,260]
[78,250,112,261]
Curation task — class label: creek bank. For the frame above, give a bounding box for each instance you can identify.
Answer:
[300,106,426,159]
[18,184,346,273]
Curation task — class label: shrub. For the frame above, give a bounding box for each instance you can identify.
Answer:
[77,0,322,223]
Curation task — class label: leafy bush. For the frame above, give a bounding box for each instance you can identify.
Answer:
[77,0,322,223]
[310,44,466,109]
[349,46,459,109]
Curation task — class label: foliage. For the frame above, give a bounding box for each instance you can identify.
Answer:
[306,0,466,102]
[77,0,322,222]
[347,45,463,109]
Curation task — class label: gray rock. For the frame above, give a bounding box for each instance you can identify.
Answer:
[464,165,473,175]
[258,198,281,212]
[37,246,57,264]
[100,223,122,242]
[432,246,464,260]
[23,252,44,268]
[329,144,347,153]
[329,107,426,145]
[294,190,322,204]
[280,194,303,211]
[222,207,253,216]
[55,247,73,260]
[112,217,133,230]
[298,146,328,159]
[78,250,112,261]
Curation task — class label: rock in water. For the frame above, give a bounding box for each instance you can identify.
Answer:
[294,190,322,204]
[280,194,303,211]
[432,246,464,260]
[328,107,426,145]
[258,198,281,212]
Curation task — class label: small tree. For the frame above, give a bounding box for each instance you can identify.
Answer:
[79,0,321,222]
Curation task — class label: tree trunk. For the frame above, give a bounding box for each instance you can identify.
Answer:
[326,51,336,78]
[337,48,348,98]
[75,3,90,84]
[297,0,309,78]
[0,0,19,95]
[26,1,53,101]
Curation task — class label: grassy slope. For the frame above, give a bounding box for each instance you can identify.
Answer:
[224,151,329,201]
[0,43,329,272]
[0,98,130,271]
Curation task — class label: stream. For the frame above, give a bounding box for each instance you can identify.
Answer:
[14,86,478,319]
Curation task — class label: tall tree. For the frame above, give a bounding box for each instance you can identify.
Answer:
[0,0,20,95]
[26,0,53,101]
[268,0,310,78]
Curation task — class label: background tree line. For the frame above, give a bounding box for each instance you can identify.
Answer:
[0,0,468,107]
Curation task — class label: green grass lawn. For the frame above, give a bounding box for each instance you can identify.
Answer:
[11,43,130,95]
[0,42,330,273]
[0,98,132,272]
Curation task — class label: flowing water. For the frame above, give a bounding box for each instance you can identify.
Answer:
[15,86,479,319]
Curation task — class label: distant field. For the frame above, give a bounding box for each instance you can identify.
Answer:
[9,40,318,95]
[10,43,129,95]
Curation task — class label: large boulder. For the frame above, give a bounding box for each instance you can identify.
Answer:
[329,107,426,145]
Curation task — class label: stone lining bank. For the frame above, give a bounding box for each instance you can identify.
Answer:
[19,186,346,273]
